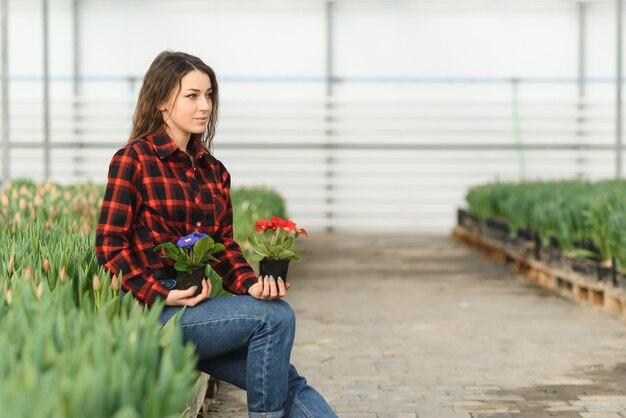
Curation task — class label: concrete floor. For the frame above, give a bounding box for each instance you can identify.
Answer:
[205,234,626,418]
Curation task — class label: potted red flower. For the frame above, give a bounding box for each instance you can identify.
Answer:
[248,216,307,281]
[154,232,224,296]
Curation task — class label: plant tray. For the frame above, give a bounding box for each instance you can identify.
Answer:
[538,246,563,267]
[504,238,534,258]
[564,255,599,280]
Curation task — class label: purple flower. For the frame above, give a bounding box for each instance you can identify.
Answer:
[176,232,209,248]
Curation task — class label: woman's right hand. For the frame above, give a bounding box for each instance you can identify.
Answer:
[165,279,211,306]
[247,276,289,300]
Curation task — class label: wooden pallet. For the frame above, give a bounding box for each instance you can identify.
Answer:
[187,373,216,417]
[453,226,626,325]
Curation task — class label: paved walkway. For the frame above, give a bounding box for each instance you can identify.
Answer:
[206,234,626,418]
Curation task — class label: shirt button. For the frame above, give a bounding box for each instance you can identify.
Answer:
[196,221,201,227]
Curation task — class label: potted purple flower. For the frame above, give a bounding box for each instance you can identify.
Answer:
[154,232,225,296]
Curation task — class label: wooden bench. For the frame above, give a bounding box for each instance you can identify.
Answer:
[187,374,217,417]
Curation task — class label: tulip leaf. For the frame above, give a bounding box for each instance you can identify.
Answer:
[160,307,186,348]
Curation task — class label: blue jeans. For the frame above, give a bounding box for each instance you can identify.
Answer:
[158,295,337,418]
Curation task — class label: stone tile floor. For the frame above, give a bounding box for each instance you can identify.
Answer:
[204,234,626,418]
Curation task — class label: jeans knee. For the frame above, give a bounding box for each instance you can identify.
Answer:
[266,300,296,342]
[269,300,296,334]
[244,297,296,338]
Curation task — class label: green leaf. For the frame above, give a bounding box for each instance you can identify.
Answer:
[277,249,296,259]
[248,253,264,262]
[153,242,177,253]
[281,236,295,251]
[567,248,598,259]
[191,236,212,264]
[111,406,141,418]
[248,236,270,258]
[160,306,186,347]
[173,262,191,274]
[207,269,233,298]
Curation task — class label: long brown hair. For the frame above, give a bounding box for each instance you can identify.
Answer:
[129,51,219,150]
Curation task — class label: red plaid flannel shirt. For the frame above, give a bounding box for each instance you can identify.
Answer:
[95,130,257,305]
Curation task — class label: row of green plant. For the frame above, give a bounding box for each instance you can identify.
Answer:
[0,180,287,245]
[465,179,626,268]
[0,179,286,418]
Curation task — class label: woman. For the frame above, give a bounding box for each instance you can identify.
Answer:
[95,51,337,418]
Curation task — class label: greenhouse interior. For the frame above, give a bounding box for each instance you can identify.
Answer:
[2,0,626,417]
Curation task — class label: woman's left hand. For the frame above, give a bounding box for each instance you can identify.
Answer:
[165,278,211,306]
[247,276,289,300]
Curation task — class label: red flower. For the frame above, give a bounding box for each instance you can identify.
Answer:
[269,216,297,232]
[256,216,304,234]
[269,216,284,229]
[282,220,297,232]
[255,219,272,231]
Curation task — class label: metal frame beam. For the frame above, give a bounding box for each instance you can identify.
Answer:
[324,0,334,232]
[576,1,587,178]
[578,3,587,99]
[73,0,80,97]
[4,141,621,152]
[617,0,623,178]
[43,0,50,180]
[1,0,8,183]
[72,0,84,179]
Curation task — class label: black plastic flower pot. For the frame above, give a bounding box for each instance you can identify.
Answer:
[176,267,205,296]
[533,234,542,261]
[547,237,563,267]
[484,218,510,242]
[516,228,534,241]
[597,257,618,285]
[457,208,479,230]
[456,208,467,227]
[259,259,290,282]
[598,265,615,284]
[617,271,626,289]
[539,246,552,264]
